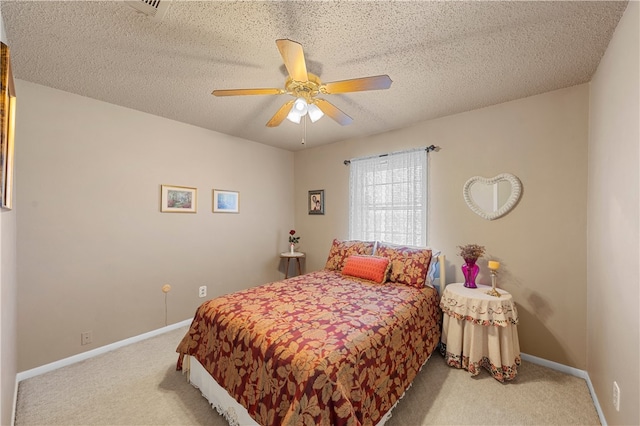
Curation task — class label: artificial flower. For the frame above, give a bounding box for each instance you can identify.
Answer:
[288,230,300,244]
[457,244,485,260]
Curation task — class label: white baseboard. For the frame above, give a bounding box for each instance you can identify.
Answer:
[521,353,606,426]
[15,319,192,383]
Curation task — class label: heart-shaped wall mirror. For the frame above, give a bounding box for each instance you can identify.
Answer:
[463,173,522,220]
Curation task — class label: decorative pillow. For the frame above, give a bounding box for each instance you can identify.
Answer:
[341,255,391,284]
[375,242,433,288]
[324,239,375,271]
[425,249,442,287]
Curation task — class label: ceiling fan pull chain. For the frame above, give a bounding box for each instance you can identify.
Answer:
[301,116,307,145]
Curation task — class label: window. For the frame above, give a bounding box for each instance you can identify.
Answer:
[348,148,427,246]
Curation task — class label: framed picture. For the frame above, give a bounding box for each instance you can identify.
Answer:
[213,189,239,213]
[0,42,16,209]
[308,189,324,215]
[160,185,197,213]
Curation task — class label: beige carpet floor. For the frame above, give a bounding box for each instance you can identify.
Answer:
[14,326,600,426]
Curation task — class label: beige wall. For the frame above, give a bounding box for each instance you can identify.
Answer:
[4,7,636,425]
[0,6,18,425]
[15,81,295,371]
[295,84,590,368]
[587,2,639,425]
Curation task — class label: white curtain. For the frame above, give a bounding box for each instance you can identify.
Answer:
[348,149,427,246]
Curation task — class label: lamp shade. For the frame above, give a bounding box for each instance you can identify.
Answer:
[286,110,303,123]
[307,103,324,122]
[293,97,308,115]
[286,97,309,123]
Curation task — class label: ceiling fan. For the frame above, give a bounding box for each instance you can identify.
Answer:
[212,39,392,127]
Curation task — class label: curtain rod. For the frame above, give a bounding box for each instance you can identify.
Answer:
[343,145,438,165]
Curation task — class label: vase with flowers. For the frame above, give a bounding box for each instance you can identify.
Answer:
[457,244,485,288]
[288,229,300,254]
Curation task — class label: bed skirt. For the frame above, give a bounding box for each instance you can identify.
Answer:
[187,355,258,426]
[184,354,436,426]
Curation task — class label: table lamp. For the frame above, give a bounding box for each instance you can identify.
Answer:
[486,261,501,297]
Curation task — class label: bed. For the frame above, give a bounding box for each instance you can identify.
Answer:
[176,240,444,426]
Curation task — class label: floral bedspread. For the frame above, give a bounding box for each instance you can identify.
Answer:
[176,270,441,426]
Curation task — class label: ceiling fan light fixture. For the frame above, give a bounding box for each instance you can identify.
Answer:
[307,103,324,123]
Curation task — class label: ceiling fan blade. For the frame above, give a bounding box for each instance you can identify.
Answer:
[322,75,392,94]
[212,88,283,96]
[266,100,295,127]
[314,99,353,126]
[276,39,308,82]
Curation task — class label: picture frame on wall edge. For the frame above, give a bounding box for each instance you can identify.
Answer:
[0,42,16,210]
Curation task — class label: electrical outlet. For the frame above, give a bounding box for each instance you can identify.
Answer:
[613,381,620,411]
[199,286,207,298]
[81,331,93,346]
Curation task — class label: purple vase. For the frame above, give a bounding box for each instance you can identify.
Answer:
[462,258,479,288]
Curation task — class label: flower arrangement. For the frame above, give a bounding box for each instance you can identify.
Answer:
[288,229,300,245]
[457,243,485,260]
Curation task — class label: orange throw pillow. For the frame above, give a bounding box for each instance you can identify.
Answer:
[341,255,391,284]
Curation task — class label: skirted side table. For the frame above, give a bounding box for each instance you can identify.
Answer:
[440,283,521,382]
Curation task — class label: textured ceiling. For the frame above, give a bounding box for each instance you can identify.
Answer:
[1,1,628,151]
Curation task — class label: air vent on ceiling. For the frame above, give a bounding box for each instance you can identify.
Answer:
[125,0,170,20]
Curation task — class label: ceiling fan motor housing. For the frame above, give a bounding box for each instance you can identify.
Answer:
[285,73,321,103]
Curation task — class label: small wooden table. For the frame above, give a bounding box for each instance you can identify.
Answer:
[280,251,305,278]
[440,283,521,381]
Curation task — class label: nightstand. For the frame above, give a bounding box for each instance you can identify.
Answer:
[280,251,305,279]
[440,282,521,381]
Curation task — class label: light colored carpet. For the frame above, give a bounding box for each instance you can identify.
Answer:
[15,326,600,426]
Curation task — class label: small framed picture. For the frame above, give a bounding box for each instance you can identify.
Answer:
[161,185,197,213]
[308,189,324,215]
[213,189,239,213]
